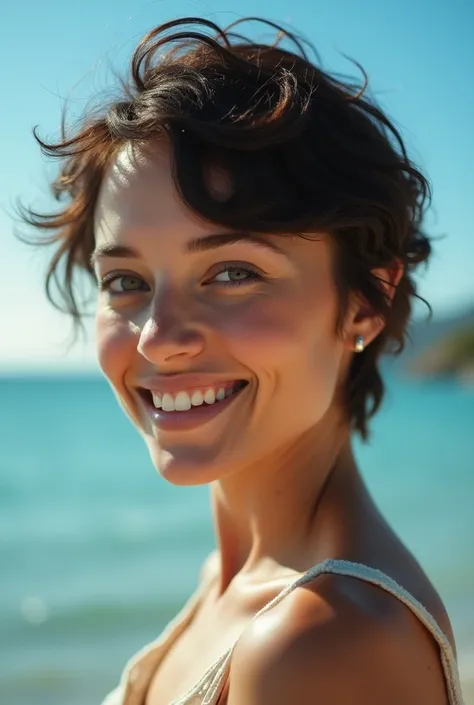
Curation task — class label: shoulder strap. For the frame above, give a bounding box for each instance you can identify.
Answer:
[262,559,464,705]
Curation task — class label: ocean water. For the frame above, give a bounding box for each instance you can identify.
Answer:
[0,372,473,705]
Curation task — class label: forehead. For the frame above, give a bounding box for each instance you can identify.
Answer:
[92,140,332,273]
[94,141,180,233]
[94,140,233,239]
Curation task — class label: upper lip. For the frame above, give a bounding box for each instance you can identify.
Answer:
[136,374,247,396]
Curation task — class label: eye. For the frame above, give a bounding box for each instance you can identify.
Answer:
[99,273,149,294]
[208,265,262,287]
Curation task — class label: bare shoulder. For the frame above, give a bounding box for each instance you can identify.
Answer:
[227,572,451,705]
[199,549,220,584]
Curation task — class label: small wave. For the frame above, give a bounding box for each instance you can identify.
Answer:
[0,666,78,692]
[0,503,210,547]
[5,594,185,643]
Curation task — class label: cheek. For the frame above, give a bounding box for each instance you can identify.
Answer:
[215,288,343,421]
[95,309,137,384]
[220,297,298,349]
[217,287,339,369]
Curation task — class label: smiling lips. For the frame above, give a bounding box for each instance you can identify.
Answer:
[137,379,248,431]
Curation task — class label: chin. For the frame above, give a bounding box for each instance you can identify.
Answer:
[145,436,236,486]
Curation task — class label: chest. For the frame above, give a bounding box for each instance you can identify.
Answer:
[143,574,296,705]
[144,606,247,705]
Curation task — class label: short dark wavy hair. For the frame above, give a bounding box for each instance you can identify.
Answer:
[20,16,432,439]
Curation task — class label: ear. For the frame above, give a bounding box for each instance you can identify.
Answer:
[344,260,404,352]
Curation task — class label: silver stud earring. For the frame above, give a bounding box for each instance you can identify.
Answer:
[354,335,365,353]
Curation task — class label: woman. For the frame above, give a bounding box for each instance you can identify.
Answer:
[24,16,465,705]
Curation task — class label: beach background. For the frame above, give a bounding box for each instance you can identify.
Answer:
[1,0,473,703]
[1,370,473,705]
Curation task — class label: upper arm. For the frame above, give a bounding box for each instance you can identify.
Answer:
[227,577,450,705]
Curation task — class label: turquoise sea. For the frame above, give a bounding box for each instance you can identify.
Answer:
[0,372,473,705]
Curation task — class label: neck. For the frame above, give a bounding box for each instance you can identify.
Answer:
[210,415,371,592]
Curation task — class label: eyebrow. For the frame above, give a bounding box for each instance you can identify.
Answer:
[90,231,288,267]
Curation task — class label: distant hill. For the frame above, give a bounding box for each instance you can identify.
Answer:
[390,306,474,383]
[405,307,474,357]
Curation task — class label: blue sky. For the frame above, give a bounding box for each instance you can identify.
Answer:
[1,0,473,370]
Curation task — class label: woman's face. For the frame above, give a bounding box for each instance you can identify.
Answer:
[93,141,350,485]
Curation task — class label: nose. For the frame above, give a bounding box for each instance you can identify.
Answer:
[137,295,206,365]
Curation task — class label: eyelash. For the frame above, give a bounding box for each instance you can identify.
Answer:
[98,273,148,295]
[98,264,263,294]
[205,264,262,288]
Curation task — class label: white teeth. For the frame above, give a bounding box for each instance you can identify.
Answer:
[174,391,192,411]
[152,393,162,409]
[150,383,244,412]
[204,388,216,405]
[191,390,204,406]
[162,393,175,412]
